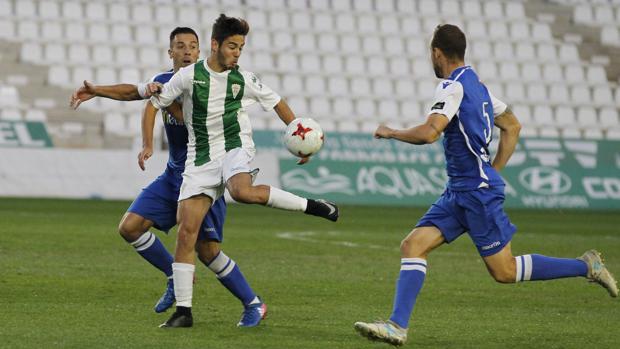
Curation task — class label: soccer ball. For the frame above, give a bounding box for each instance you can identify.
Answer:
[283,118,324,157]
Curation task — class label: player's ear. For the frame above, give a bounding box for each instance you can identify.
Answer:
[211,38,218,53]
[168,48,173,59]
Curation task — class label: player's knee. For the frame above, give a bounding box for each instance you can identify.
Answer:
[197,241,220,262]
[118,220,141,242]
[229,186,258,204]
[400,230,430,258]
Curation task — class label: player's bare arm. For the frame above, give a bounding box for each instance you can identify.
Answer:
[492,108,521,171]
[70,81,162,109]
[138,101,158,171]
[374,114,449,145]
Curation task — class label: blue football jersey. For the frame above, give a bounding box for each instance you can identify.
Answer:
[427,66,508,191]
[151,70,188,176]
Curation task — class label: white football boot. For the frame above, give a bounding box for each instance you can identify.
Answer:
[578,249,618,297]
[354,320,408,346]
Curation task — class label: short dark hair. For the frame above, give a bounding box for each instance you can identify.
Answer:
[431,24,466,60]
[211,13,250,44]
[169,27,199,47]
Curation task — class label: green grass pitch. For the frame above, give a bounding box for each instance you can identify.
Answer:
[0,198,618,348]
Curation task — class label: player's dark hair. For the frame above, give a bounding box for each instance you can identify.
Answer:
[431,24,466,60]
[169,27,199,47]
[211,13,250,45]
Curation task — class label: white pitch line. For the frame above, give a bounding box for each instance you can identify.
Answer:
[275,231,469,256]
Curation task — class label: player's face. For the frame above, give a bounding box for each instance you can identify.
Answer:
[169,33,200,70]
[214,35,245,70]
[431,47,444,79]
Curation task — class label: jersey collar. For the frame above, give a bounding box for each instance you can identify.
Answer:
[448,65,471,81]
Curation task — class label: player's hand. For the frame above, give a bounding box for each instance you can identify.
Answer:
[70,80,96,110]
[374,124,393,139]
[138,146,153,171]
[144,82,163,98]
[297,155,310,165]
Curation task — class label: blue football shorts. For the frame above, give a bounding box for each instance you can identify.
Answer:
[416,186,516,257]
[127,171,226,242]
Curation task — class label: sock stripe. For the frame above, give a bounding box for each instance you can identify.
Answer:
[523,254,533,281]
[401,258,427,265]
[133,232,156,252]
[217,260,236,278]
[207,251,229,273]
[401,264,427,273]
[515,256,523,282]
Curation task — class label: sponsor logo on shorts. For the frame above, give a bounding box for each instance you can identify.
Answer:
[481,241,501,251]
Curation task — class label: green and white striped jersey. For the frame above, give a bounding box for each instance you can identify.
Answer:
[151,60,281,166]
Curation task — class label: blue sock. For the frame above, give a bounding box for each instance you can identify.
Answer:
[515,254,587,282]
[207,251,257,306]
[389,258,427,329]
[130,232,173,277]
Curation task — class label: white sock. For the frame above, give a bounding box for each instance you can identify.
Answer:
[266,187,307,211]
[172,262,195,307]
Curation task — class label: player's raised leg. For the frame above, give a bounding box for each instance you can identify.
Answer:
[160,195,212,328]
[355,226,445,346]
[196,241,267,327]
[118,211,176,312]
[483,244,618,297]
[226,171,338,222]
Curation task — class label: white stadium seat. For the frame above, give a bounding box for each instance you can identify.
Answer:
[282,75,303,94]
[576,107,598,126]
[592,86,614,106]
[313,12,333,32]
[351,77,371,96]
[109,3,129,22]
[85,3,106,21]
[549,85,570,104]
[533,105,554,126]
[599,108,619,126]
[571,85,591,105]
[39,1,60,19]
[16,0,36,18]
[357,15,378,34]
[299,55,320,74]
[554,106,577,126]
[336,13,356,32]
[542,64,563,82]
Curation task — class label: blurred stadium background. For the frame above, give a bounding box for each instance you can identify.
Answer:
[1,0,619,207]
[1,1,620,348]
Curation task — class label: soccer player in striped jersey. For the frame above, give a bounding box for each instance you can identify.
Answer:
[354,24,618,346]
[71,27,267,327]
[152,14,339,328]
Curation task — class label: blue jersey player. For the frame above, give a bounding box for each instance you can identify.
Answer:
[70,27,266,327]
[354,24,618,346]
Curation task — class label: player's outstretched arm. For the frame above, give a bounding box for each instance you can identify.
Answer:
[374,114,449,145]
[492,108,521,171]
[70,81,162,109]
[138,101,158,171]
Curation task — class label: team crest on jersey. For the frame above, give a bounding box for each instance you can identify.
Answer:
[442,81,452,89]
[232,84,241,99]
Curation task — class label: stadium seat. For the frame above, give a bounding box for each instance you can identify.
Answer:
[362,36,382,54]
[533,105,554,126]
[400,100,421,120]
[599,108,619,126]
[290,12,311,31]
[109,3,129,22]
[20,42,42,63]
[72,66,94,86]
[136,27,157,45]
[177,7,199,25]
[15,0,36,18]
[419,0,438,15]
[352,0,373,13]
[318,33,338,52]
[47,66,70,87]
[571,85,592,106]
[104,113,127,135]
[537,43,557,62]
[539,127,560,138]
[119,68,141,84]
[45,43,66,63]
[357,14,377,34]
[505,2,526,19]
[345,56,365,74]
[333,98,354,116]
[417,80,436,100]
[24,109,47,122]
[93,46,114,65]
[377,100,400,119]
[85,3,106,21]
[510,22,529,41]
[304,75,325,96]
[606,128,620,140]
[155,6,175,24]
[380,15,399,35]
[374,0,395,13]
[549,85,570,104]
[281,75,303,94]
[396,0,415,14]
[440,0,460,17]
[583,128,604,139]
[493,42,514,60]
[355,99,376,119]
[0,108,22,120]
[395,80,416,98]
[88,24,110,43]
[516,42,536,61]
[542,64,563,82]
[400,17,421,35]
[565,65,585,83]
[269,11,289,30]
[527,83,547,103]
[286,96,309,115]
[310,97,331,116]
[327,76,348,96]
[314,12,334,31]
[39,1,60,20]
[594,5,615,24]
[336,13,356,32]
[499,62,519,81]
[0,0,12,17]
[506,84,526,103]
[521,63,541,82]
[593,86,614,107]
[586,65,607,84]
[559,44,579,63]
[573,4,593,24]
[561,126,582,139]
[389,57,410,75]
[554,106,577,126]
[287,0,307,10]
[131,4,153,23]
[299,54,320,74]
[484,2,504,18]
[273,32,293,50]
[68,45,90,64]
[532,23,553,42]
[351,77,371,97]
[18,21,38,40]
[576,106,598,126]
[601,26,620,47]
